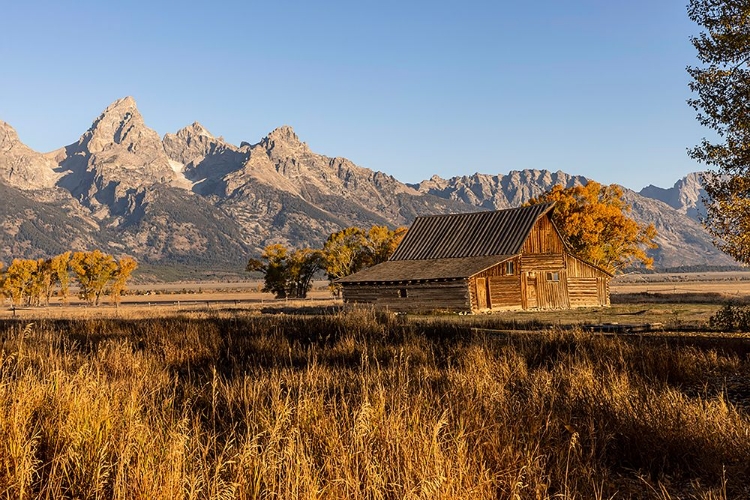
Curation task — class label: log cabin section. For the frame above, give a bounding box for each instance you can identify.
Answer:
[337,203,612,313]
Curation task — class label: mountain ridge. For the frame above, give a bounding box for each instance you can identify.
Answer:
[0,96,736,271]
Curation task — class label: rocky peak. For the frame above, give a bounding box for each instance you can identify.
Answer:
[259,125,308,155]
[78,96,161,155]
[638,172,706,221]
[0,120,60,190]
[0,120,21,148]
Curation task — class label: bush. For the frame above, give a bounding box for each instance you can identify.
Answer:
[709,302,750,331]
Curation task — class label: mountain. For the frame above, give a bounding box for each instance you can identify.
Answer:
[638,172,706,221]
[411,170,736,269]
[0,120,60,191]
[0,96,738,272]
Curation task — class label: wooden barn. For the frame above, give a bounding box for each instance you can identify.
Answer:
[337,203,612,313]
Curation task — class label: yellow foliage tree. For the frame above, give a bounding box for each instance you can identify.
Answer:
[2,259,40,306]
[110,256,138,305]
[69,250,119,306]
[322,225,407,294]
[247,244,322,299]
[528,182,658,274]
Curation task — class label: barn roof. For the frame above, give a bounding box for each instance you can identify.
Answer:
[390,203,555,260]
[338,204,557,284]
[336,255,513,283]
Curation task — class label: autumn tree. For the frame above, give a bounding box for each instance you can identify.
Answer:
[322,225,407,294]
[247,244,323,299]
[70,250,118,305]
[527,182,657,274]
[688,0,750,263]
[109,256,138,305]
[50,252,72,303]
[2,259,40,306]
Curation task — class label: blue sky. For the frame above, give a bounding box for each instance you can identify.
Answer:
[1,1,705,190]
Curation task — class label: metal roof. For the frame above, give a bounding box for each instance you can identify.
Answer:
[337,255,514,283]
[389,203,555,261]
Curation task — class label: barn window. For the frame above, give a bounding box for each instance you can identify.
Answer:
[398,288,408,298]
[505,261,515,275]
[546,272,560,282]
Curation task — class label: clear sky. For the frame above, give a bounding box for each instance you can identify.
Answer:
[1,0,706,191]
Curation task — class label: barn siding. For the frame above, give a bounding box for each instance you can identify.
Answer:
[521,216,565,254]
[565,254,611,306]
[342,280,471,312]
[470,259,523,310]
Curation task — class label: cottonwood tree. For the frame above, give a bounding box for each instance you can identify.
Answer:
[247,244,323,299]
[2,259,39,306]
[35,252,72,306]
[109,256,138,305]
[527,182,658,274]
[322,225,407,294]
[688,0,750,263]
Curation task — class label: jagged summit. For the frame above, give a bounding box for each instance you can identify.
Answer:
[0,119,60,190]
[76,96,159,154]
[260,125,307,153]
[173,121,215,140]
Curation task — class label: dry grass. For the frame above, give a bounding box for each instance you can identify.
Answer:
[0,308,748,499]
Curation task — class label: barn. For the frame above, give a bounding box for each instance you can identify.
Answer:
[337,203,612,313]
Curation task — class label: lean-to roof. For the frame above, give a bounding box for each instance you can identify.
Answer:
[336,255,514,283]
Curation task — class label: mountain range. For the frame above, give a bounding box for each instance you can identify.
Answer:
[0,97,736,273]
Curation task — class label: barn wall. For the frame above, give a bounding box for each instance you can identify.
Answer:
[565,254,611,306]
[341,280,471,312]
[521,216,565,254]
[470,259,523,311]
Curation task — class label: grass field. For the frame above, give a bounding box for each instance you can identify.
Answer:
[0,305,749,499]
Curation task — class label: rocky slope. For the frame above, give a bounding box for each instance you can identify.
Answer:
[638,172,706,221]
[0,96,737,270]
[0,120,60,191]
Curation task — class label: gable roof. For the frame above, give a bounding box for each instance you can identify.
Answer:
[390,203,555,261]
[338,204,558,284]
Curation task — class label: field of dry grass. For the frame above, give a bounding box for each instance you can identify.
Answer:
[1,307,749,499]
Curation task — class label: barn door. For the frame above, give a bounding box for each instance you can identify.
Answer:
[476,278,488,309]
[525,273,538,309]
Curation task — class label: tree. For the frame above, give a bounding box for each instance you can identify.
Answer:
[527,182,658,274]
[688,0,750,263]
[50,252,72,303]
[110,256,138,305]
[247,244,323,299]
[70,250,118,305]
[2,259,39,306]
[363,225,408,267]
[322,227,368,285]
[322,225,407,294]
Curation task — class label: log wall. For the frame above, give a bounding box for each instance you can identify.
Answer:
[342,280,471,312]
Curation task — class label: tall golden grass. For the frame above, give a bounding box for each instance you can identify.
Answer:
[0,308,748,499]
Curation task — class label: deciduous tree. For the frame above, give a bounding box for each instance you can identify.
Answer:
[2,259,39,306]
[527,182,657,274]
[70,250,118,305]
[688,0,750,263]
[247,244,323,299]
[322,225,407,294]
[110,256,138,305]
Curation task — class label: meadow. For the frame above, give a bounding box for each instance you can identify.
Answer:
[0,306,748,499]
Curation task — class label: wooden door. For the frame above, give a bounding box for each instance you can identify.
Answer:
[525,273,538,309]
[476,278,488,309]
